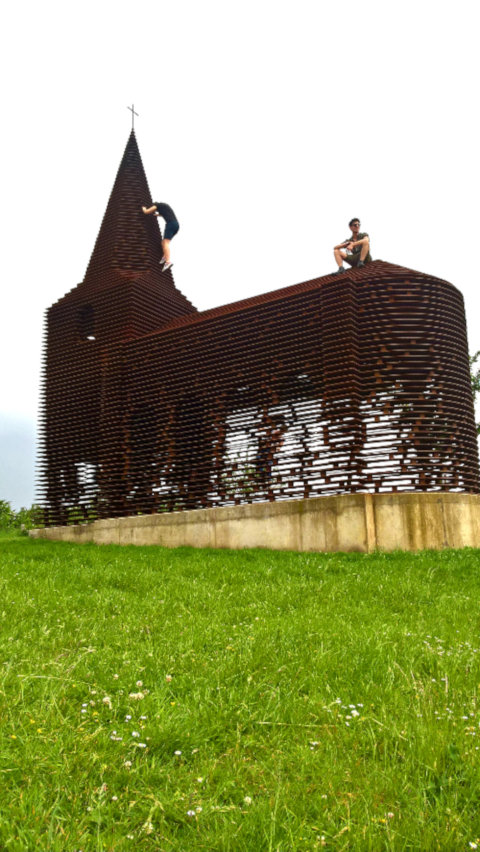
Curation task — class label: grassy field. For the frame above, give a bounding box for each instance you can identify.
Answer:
[1,532,480,851]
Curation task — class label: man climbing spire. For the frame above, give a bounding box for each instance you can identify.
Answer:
[142,201,180,271]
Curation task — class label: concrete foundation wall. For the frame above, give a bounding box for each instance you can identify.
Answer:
[30,492,480,552]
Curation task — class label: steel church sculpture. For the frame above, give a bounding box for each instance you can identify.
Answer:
[37,132,480,526]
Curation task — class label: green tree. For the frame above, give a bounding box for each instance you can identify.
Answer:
[469,350,480,435]
[0,501,42,530]
[0,500,16,528]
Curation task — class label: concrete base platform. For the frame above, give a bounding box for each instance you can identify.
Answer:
[29,492,480,552]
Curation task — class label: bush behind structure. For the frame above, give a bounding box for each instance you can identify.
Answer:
[0,499,39,530]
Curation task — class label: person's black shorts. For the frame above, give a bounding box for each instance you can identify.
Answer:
[164,220,180,240]
[345,251,372,267]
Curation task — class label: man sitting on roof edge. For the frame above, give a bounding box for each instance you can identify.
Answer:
[333,218,372,275]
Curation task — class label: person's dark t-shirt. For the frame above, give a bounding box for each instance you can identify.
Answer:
[345,232,369,255]
[154,203,178,223]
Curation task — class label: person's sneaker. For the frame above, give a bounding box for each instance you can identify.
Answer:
[162,261,173,272]
[333,267,346,275]
[357,261,365,268]
[159,258,165,267]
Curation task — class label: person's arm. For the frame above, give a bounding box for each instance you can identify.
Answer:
[349,235,369,249]
[142,205,158,215]
[334,239,350,250]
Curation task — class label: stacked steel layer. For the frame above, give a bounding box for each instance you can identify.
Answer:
[37,133,480,525]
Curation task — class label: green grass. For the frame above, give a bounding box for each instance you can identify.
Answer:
[1,531,480,851]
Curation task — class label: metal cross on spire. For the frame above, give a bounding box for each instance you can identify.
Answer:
[127,104,139,130]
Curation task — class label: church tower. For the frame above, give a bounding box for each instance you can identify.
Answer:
[38,132,196,523]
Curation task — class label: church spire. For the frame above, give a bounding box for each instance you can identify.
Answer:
[82,131,163,288]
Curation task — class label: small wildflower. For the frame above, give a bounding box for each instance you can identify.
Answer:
[124,760,132,768]
[125,714,132,721]
[387,812,394,819]
[132,731,140,738]
[111,795,118,801]
[102,696,112,709]
[136,742,147,748]
[196,806,202,813]
[142,821,154,834]
[165,674,172,682]
[140,715,147,720]
[129,692,144,701]
[174,750,182,756]
[244,796,252,805]
[113,674,119,680]
[469,844,478,850]
[197,777,204,783]
[136,680,143,688]
[187,809,196,817]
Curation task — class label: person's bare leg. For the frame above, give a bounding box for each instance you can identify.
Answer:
[334,248,347,267]
[162,239,171,263]
[359,240,370,262]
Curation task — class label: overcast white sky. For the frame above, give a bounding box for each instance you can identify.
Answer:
[1,0,479,508]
